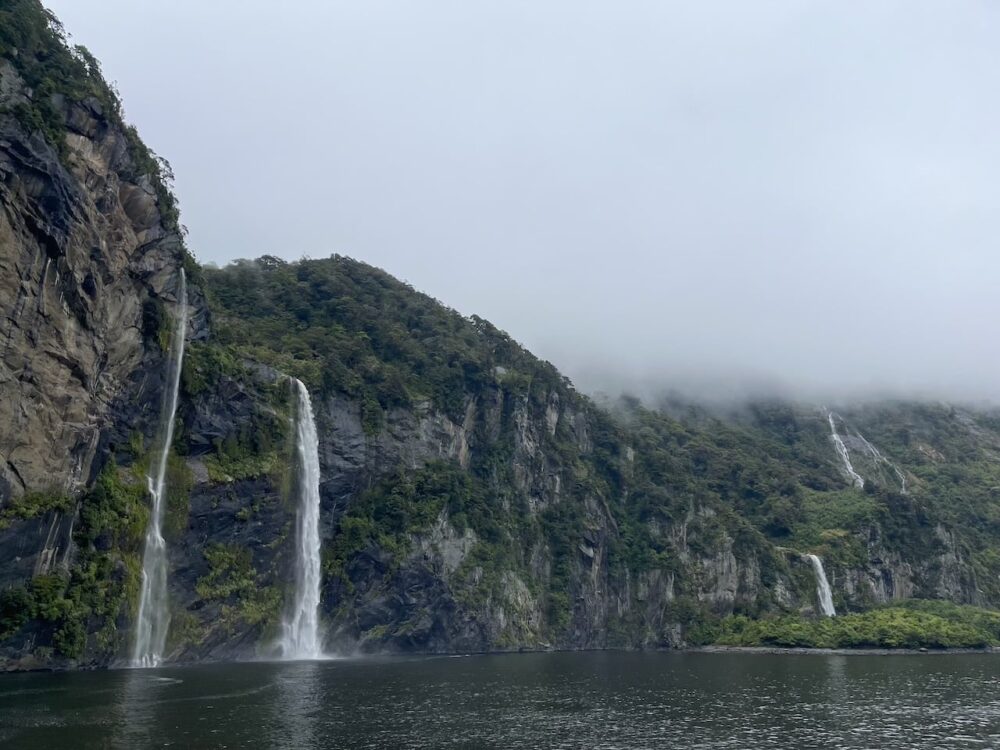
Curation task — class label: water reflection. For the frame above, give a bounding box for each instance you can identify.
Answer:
[269,660,322,749]
[112,667,176,748]
[824,654,849,706]
[5,652,1000,749]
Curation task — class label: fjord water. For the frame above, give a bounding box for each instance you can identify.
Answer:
[278,379,324,659]
[4,652,1000,749]
[132,270,188,668]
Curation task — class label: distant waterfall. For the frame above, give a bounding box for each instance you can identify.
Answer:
[806,554,836,617]
[855,432,907,495]
[826,412,864,489]
[133,270,188,668]
[279,379,324,660]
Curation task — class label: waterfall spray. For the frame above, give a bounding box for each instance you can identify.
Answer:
[132,270,187,668]
[805,554,836,617]
[279,378,324,660]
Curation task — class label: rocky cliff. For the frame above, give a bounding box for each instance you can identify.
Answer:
[0,2,203,667]
[2,2,1000,670]
[157,259,1000,660]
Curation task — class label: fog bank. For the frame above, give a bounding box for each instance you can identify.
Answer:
[45,1,1000,402]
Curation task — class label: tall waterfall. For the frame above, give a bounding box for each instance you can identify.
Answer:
[826,411,864,489]
[806,554,836,617]
[132,270,188,667]
[279,379,324,660]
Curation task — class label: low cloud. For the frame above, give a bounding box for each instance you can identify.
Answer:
[47,0,1000,403]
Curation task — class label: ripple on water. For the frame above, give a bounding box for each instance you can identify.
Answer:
[4,653,1000,748]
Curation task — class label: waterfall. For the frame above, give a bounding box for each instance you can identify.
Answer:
[132,270,187,668]
[806,554,836,617]
[855,432,908,495]
[826,411,864,489]
[278,378,324,660]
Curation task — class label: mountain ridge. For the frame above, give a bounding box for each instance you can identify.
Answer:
[2,1,1000,669]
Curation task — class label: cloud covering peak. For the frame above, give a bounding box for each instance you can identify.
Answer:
[46,0,1000,401]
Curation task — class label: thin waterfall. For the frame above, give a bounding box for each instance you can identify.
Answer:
[826,411,864,489]
[278,378,324,659]
[855,432,907,494]
[132,270,187,668]
[805,554,836,617]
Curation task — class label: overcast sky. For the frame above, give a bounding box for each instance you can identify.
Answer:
[44,1,1000,402]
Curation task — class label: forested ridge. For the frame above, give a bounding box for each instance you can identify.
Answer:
[4,0,1000,669]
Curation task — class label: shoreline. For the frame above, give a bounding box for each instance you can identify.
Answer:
[4,643,1000,675]
[691,644,1000,656]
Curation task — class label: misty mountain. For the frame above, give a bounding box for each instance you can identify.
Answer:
[4,1,1000,670]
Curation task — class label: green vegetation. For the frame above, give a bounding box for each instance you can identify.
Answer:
[694,600,1000,650]
[605,397,1000,622]
[206,256,618,638]
[6,0,1000,666]
[0,489,72,529]
[204,448,279,485]
[0,587,30,640]
[180,342,252,400]
[198,545,281,629]
[204,256,571,424]
[0,1,119,150]
[194,544,281,634]
[0,0,192,263]
[198,406,289,491]
[196,544,257,600]
[165,610,203,654]
[78,461,148,550]
[180,340,293,491]
[9,245,1000,659]
[0,462,148,659]
[164,454,193,539]
[61,464,148,658]
[325,462,487,582]
[207,257,1000,643]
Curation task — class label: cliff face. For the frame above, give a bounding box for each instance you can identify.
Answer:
[313,388,778,653]
[159,314,1000,662]
[158,259,1000,662]
[311,396,995,654]
[3,3,1000,671]
[0,5,203,668]
[161,349,796,660]
[0,59,185,502]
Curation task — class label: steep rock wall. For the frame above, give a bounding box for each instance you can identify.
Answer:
[0,61,201,504]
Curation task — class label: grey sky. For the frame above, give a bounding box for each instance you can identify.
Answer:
[44,1,1000,402]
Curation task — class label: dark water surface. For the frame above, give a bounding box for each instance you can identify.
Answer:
[2,651,1000,748]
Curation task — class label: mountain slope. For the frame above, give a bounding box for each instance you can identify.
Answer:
[189,257,1000,654]
[2,2,1000,669]
[193,256,788,652]
[0,0,204,667]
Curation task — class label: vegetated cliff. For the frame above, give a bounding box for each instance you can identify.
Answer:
[191,261,1000,656]
[0,0,203,668]
[3,1,1000,671]
[196,258,817,654]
